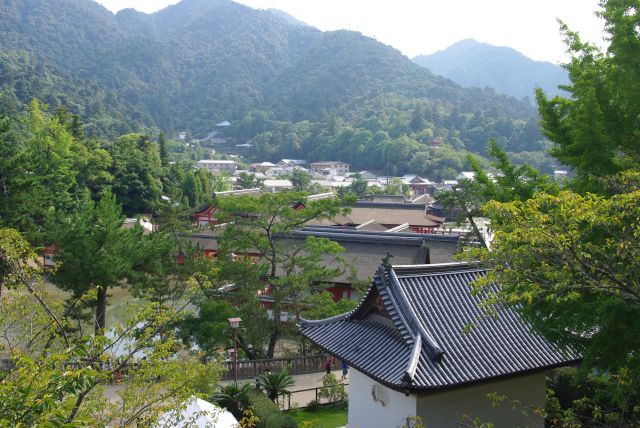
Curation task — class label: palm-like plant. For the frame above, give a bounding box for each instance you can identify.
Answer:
[256,371,295,402]
[210,382,252,418]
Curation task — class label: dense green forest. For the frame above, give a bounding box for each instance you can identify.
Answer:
[0,0,555,175]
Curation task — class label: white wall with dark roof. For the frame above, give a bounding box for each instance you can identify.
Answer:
[416,371,546,428]
[347,369,416,428]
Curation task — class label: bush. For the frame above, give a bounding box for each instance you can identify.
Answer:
[210,382,252,419]
[256,370,295,402]
[318,373,346,404]
[546,367,640,426]
[305,400,320,413]
[246,389,298,428]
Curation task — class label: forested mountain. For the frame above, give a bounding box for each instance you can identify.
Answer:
[0,0,551,174]
[412,39,569,100]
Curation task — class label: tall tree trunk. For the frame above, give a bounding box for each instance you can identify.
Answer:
[467,212,488,249]
[266,327,279,359]
[266,301,280,358]
[95,286,107,335]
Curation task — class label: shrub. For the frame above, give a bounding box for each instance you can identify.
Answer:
[318,373,346,404]
[210,382,252,419]
[305,400,320,413]
[256,370,295,402]
[246,389,298,428]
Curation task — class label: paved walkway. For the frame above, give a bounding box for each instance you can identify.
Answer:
[222,369,351,388]
[222,370,350,409]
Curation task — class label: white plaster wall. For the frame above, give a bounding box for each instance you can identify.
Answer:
[348,369,417,428]
[416,372,547,428]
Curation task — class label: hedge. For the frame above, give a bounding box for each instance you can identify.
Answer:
[246,389,298,428]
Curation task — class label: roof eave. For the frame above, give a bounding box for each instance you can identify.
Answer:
[409,358,583,395]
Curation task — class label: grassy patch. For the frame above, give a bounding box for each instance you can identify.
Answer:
[289,406,348,428]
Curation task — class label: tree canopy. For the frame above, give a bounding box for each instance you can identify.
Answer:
[536,0,640,193]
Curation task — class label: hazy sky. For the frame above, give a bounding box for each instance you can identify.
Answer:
[94,0,606,63]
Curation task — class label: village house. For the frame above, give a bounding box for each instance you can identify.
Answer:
[279,159,307,167]
[201,131,228,146]
[402,174,437,196]
[195,159,237,174]
[309,161,350,176]
[554,170,568,181]
[262,179,293,193]
[300,262,580,428]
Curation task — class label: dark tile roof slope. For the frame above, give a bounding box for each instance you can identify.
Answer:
[300,263,580,393]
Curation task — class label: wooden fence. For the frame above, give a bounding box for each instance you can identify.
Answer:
[220,354,336,381]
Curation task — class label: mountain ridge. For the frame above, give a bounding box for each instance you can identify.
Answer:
[0,0,545,169]
[413,38,569,100]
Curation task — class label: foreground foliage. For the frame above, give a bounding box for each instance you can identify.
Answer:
[0,228,222,426]
[256,371,296,403]
[473,187,640,379]
[215,192,350,358]
[247,389,298,428]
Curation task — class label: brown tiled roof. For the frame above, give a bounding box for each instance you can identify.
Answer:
[307,206,442,228]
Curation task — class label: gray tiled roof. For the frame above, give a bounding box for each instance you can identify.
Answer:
[300,263,580,393]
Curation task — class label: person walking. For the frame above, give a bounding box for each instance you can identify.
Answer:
[325,356,334,374]
[341,360,349,380]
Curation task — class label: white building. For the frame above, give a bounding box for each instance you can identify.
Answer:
[309,161,350,176]
[195,160,237,174]
[263,179,293,193]
[300,263,580,428]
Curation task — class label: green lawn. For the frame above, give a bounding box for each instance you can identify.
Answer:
[289,407,348,428]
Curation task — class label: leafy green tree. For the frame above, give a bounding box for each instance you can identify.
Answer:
[236,171,264,190]
[383,178,407,196]
[256,371,295,402]
[301,291,358,321]
[215,192,349,358]
[72,138,113,201]
[471,184,640,390]
[46,191,142,333]
[318,373,346,404]
[109,133,162,215]
[349,173,369,199]
[0,101,79,241]
[182,172,203,208]
[289,169,312,192]
[438,139,556,247]
[0,227,222,426]
[158,132,169,167]
[210,171,233,193]
[179,299,236,354]
[536,1,640,193]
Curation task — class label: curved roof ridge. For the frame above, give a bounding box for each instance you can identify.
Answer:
[374,266,417,345]
[393,262,484,276]
[389,268,444,361]
[402,334,422,386]
[299,312,349,327]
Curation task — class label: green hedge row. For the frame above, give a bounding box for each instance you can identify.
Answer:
[246,389,298,428]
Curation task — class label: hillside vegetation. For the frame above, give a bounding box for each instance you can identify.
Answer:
[0,0,553,174]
